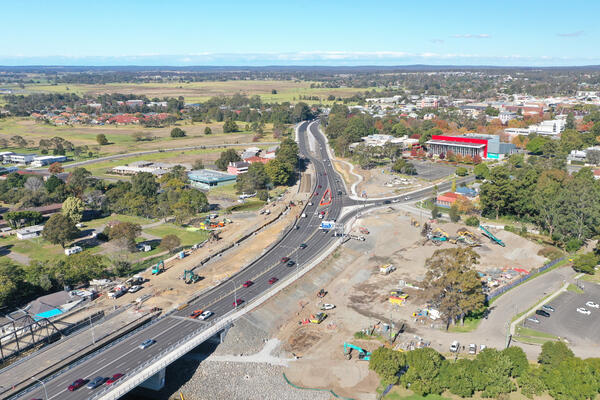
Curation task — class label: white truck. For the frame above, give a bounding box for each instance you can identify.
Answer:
[108,285,127,299]
[379,264,396,275]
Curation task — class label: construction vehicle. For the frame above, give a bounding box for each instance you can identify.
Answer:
[379,264,396,275]
[310,312,327,324]
[108,285,127,299]
[359,227,370,235]
[343,342,371,361]
[410,217,420,227]
[317,288,327,298]
[152,261,164,275]
[479,225,506,247]
[125,275,144,286]
[183,269,201,284]
[389,294,409,305]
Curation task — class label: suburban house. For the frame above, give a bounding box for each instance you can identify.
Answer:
[436,192,467,208]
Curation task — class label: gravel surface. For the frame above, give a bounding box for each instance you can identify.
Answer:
[212,316,269,356]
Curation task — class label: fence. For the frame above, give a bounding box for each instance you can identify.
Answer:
[486,257,565,301]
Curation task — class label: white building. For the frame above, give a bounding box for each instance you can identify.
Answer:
[499,111,518,124]
[9,154,36,164]
[529,119,566,136]
[16,225,44,240]
[31,155,67,167]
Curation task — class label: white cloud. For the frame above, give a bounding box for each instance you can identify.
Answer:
[452,34,491,39]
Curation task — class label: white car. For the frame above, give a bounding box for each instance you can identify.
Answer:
[198,311,213,320]
[577,307,591,315]
[320,304,336,311]
[526,317,540,324]
[585,301,599,309]
[449,341,460,352]
[468,344,477,355]
[479,344,487,352]
[128,285,141,293]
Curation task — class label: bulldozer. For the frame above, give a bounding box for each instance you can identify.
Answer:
[310,312,327,324]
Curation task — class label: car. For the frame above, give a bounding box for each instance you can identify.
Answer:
[128,285,141,293]
[535,309,551,318]
[287,260,295,267]
[68,379,87,391]
[314,192,319,197]
[324,172,327,175]
[526,317,540,324]
[337,190,343,195]
[87,376,106,389]
[189,309,203,319]
[281,257,290,263]
[243,280,253,288]
[449,341,460,352]
[139,339,156,349]
[468,344,477,355]
[199,311,213,320]
[404,196,410,201]
[318,185,322,189]
[105,373,124,385]
[479,344,487,352]
[578,307,592,315]
[320,303,335,310]
[586,301,600,309]
[233,298,244,307]
[318,214,324,219]
[268,277,278,284]
[383,200,391,204]
[299,243,307,249]
[542,304,555,312]
[308,202,313,206]
[320,211,326,215]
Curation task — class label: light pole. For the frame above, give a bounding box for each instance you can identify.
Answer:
[89,314,95,344]
[31,377,48,400]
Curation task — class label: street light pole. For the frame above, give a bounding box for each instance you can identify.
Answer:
[31,377,48,400]
[89,314,95,344]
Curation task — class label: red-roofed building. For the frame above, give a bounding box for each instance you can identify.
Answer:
[436,192,466,208]
[245,156,269,165]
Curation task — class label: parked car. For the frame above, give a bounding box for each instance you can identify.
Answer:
[577,307,591,315]
[320,304,335,310]
[268,277,278,284]
[586,301,600,309]
[535,309,551,318]
[287,260,295,267]
[449,341,460,352]
[479,344,487,352]
[105,373,124,385]
[128,285,141,293]
[468,344,477,355]
[68,379,87,391]
[281,257,290,263]
[87,376,106,389]
[198,311,213,320]
[233,299,243,307]
[299,243,307,249]
[139,339,156,349]
[242,280,253,288]
[542,304,555,312]
[526,317,540,324]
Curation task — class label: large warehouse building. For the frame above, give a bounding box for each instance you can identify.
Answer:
[426,134,517,160]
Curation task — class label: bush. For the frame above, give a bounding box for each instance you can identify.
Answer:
[257,190,269,201]
[170,127,186,138]
[465,216,479,227]
[204,126,212,135]
[96,134,108,145]
[456,166,468,176]
[537,246,563,260]
[565,238,583,253]
[449,204,460,222]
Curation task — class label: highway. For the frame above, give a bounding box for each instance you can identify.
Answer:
[16,120,471,400]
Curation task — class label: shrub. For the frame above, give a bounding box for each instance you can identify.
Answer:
[456,166,468,176]
[565,238,583,253]
[170,127,186,138]
[465,216,479,227]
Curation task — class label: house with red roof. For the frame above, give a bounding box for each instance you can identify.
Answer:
[436,192,467,208]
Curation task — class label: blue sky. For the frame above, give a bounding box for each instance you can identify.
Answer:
[1,0,598,66]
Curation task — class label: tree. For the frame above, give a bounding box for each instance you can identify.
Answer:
[587,149,600,165]
[223,119,239,133]
[159,234,181,253]
[369,347,406,385]
[480,166,516,219]
[235,163,270,194]
[96,134,109,145]
[131,172,159,197]
[485,106,500,116]
[4,211,43,228]
[455,167,468,176]
[449,204,460,222]
[291,102,312,122]
[572,252,598,274]
[170,127,186,138]
[276,138,300,169]
[265,158,293,186]
[66,168,92,197]
[204,126,212,135]
[473,163,489,179]
[431,205,440,219]
[517,366,546,398]
[425,248,485,328]
[538,341,574,365]
[62,196,85,223]
[526,136,547,155]
[24,176,44,192]
[43,213,79,248]
[45,174,64,193]
[48,162,64,174]
[465,216,479,227]
[107,221,142,252]
[192,159,205,170]
[502,346,529,377]
[400,348,445,396]
[215,149,241,171]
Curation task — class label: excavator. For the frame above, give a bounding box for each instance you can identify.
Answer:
[152,260,164,275]
[343,342,371,361]
[183,269,201,284]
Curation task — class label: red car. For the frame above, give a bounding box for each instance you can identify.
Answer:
[189,309,203,319]
[105,373,124,385]
[68,379,86,391]
[318,185,322,189]
[314,192,319,196]
[242,280,253,288]
[281,257,290,263]
[233,299,243,307]
[268,277,278,284]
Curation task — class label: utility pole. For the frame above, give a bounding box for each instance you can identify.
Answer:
[89,314,95,344]
[31,377,48,400]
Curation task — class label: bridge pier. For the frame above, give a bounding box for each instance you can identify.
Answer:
[139,367,166,391]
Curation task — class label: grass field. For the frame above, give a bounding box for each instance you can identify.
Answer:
[144,224,210,246]
[8,80,379,104]
[448,316,482,333]
[513,325,559,345]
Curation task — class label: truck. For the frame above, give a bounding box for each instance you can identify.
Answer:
[379,264,396,275]
[107,285,127,299]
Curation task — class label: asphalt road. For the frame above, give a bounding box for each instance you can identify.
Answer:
[16,120,467,400]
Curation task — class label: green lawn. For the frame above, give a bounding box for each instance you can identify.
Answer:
[448,317,482,333]
[581,273,600,283]
[226,199,265,213]
[513,325,558,345]
[0,235,101,264]
[144,224,210,246]
[567,283,584,294]
[85,214,156,229]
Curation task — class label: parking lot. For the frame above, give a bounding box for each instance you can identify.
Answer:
[523,282,600,345]
[411,160,457,181]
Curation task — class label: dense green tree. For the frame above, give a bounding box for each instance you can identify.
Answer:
[66,168,92,197]
[542,356,599,400]
[192,159,205,170]
[526,136,547,155]
[449,204,460,222]
[455,167,468,176]
[215,149,242,171]
[235,163,270,194]
[276,138,300,169]
[170,127,186,138]
[501,346,529,377]
[42,213,79,248]
[291,102,312,122]
[400,348,445,396]
[473,163,489,179]
[223,119,239,133]
[539,341,574,365]
[45,174,64,193]
[265,158,293,186]
[368,347,406,385]
[480,166,516,219]
[96,133,109,145]
[517,366,546,399]
[107,221,142,251]
[62,196,85,223]
[131,172,159,197]
[204,126,212,135]
[572,252,598,274]
[4,211,43,228]
[159,234,181,253]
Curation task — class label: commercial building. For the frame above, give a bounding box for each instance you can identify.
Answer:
[8,154,36,164]
[227,161,250,175]
[31,155,67,167]
[426,134,517,160]
[187,169,237,190]
[436,192,466,208]
[111,161,188,177]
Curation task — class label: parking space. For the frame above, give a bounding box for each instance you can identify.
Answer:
[523,283,600,344]
[410,160,456,181]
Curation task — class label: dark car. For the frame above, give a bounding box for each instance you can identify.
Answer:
[87,376,106,389]
[299,243,307,249]
[68,379,87,392]
[233,298,244,307]
[268,277,278,284]
[337,190,343,195]
[106,373,124,385]
[242,280,253,288]
[542,304,555,312]
[383,200,391,204]
[287,260,295,267]
[535,309,551,318]
[318,185,322,189]
[314,192,319,197]
[281,257,290,263]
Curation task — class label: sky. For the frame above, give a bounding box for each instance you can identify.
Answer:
[1,0,599,67]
